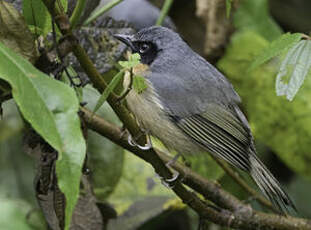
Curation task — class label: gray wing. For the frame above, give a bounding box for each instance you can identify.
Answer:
[149,53,242,117]
[171,104,252,171]
[149,57,253,171]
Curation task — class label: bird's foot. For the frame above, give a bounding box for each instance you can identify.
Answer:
[164,154,181,182]
[127,129,153,150]
[156,153,182,188]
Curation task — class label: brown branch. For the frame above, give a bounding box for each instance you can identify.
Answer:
[80,107,311,230]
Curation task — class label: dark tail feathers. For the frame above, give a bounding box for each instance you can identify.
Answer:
[249,154,296,214]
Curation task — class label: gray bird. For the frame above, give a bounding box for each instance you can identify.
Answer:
[114,26,296,213]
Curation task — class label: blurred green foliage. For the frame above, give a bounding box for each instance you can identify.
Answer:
[233,0,282,41]
[0,101,46,229]
[0,199,35,230]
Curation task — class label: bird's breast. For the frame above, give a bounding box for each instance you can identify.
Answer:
[123,71,202,154]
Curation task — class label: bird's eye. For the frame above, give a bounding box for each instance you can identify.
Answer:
[139,43,150,54]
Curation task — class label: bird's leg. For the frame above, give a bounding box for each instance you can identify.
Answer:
[127,129,153,150]
[156,153,182,188]
[165,153,181,182]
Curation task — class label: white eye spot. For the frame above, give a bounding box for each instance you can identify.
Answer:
[139,43,150,54]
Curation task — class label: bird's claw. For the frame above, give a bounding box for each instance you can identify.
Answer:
[155,173,175,188]
[154,156,181,189]
[165,171,179,182]
[127,131,152,150]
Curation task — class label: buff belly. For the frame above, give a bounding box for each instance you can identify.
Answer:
[124,74,202,155]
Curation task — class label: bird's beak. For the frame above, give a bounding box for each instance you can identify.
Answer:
[113,34,135,51]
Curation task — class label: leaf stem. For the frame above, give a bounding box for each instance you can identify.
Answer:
[70,0,87,29]
[156,0,174,26]
[83,0,123,26]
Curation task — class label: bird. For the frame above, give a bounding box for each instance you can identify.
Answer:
[113,26,296,213]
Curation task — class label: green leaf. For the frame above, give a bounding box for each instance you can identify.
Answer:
[234,0,282,41]
[133,75,148,94]
[129,53,141,61]
[276,40,311,101]
[22,0,51,35]
[0,1,38,63]
[83,0,124,26]
[22,0,68,36]
[118,53,141,69]
[0,43,86,230]
[226,0,232,18]
[249,33,303,71]
[93,70,124,113]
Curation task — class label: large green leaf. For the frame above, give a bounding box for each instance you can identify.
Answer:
[22,0,67,36]
[249,33,302,71]
[276,40,311,101]
[0,42,86,230]
[217,31,311,181]
[234,0,282,41]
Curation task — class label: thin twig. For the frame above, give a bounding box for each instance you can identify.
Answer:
[156,0,174,26]
[83,0,123,26]
[70,0,87,28]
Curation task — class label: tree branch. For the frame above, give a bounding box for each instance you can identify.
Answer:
[81,107,311,230]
